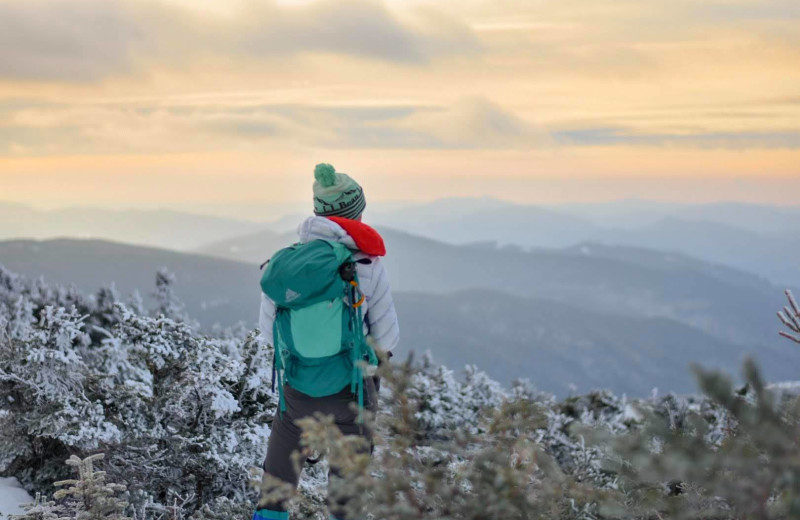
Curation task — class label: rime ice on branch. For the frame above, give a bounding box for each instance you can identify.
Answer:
[53,454,131,520]
[778,289,800,344]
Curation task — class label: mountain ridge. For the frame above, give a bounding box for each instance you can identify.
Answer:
[193,225,786,346]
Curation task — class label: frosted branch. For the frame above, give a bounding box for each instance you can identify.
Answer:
[787,289,800,317]
[786,307,800,332]
[92,325,115,339]
[779,331,800,344]
[778,310,800,333]
[0,369,43,392]
[778,289,800,345]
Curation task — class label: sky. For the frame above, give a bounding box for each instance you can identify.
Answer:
[1,0,799,212]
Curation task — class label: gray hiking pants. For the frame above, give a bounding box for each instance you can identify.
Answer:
[258,377,379,520]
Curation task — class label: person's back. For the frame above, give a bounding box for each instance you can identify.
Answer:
[254,164,399,520]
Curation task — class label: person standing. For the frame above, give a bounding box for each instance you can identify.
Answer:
[254,163,399,520]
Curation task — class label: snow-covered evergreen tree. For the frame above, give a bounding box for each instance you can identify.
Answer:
[1,266,277,515]
[53,454,130,520]
[152,269,187,323]
[9,454,130,520]
[8,493,61,520]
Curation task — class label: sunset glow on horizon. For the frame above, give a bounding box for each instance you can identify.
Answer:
[1,0,799,210]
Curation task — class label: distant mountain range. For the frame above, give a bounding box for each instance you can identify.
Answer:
[397,289,800,396]
[367,199,800,287]
[0,238,263,327]
[0,202,264,251]
[370,197,800,236]
[557,199,800,235]
[194,228,289,266]
[4,199,799,286]
[195,226,787,347]
[1,235,795,396]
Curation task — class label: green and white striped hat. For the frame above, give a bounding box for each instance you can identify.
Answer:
[312,163,366,220]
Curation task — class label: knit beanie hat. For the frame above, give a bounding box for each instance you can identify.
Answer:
[312,163,366,220]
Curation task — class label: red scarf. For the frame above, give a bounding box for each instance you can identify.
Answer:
[327,216,387,257]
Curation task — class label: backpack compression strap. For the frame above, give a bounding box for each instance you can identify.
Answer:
[347,277,377,424]
[272,317,286,415]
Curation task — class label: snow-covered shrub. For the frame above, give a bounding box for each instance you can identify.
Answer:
[7,266,800,520]
[0,266,277,515]
[406,353,506,438]
[599,360,800,518]
[10,453,130,520]
[190,497,253,520]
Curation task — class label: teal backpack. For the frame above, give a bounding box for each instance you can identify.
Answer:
[260,239,378,421]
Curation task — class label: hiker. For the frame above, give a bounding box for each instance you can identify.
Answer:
[254,163,400,520]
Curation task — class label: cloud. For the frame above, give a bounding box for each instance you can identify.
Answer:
[387,97,551,149]
[232,0,481,63]
[0,96,550,153]
[690,0,800,22]
[186,103,444,147]
[465,0,800,72]
[555,126,800,149]
[0,98,428,153]
[0,0,481,83]
[191,97,548,149]
[0,1,142,81]
[7,95,798,155]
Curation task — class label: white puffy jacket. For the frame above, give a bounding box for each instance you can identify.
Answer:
[259,216,400,352]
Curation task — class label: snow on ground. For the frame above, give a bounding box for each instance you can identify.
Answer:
[768,381,800,401]
[0,477,32,517]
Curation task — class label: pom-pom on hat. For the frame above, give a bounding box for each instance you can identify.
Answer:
[313,163,366,220]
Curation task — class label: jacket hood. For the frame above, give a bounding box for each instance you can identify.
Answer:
[297,216,386,257]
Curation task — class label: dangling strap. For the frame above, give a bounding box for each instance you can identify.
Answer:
[271,352,276,394]
[277,362,286,415]
[273,317,286,415]
[356,297,366,424]
[348,282,358,394]
[345,281,366,424]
